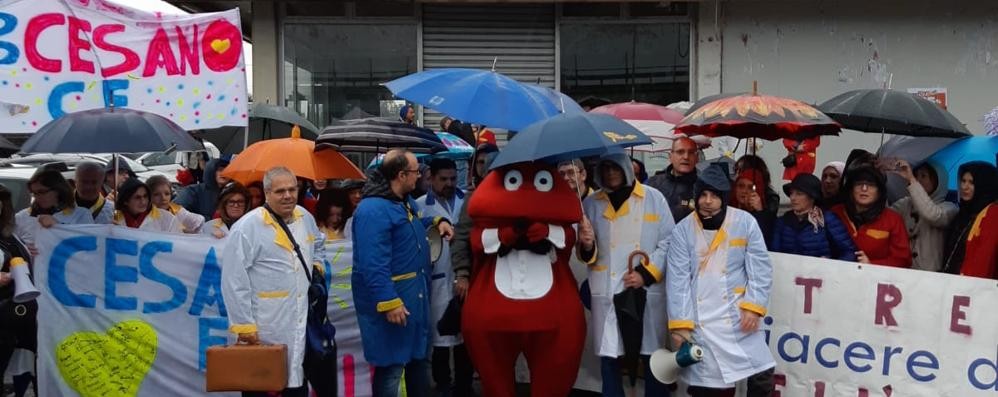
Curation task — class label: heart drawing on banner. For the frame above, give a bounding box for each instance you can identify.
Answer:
[211,38,231,54]
[56,320,159,397]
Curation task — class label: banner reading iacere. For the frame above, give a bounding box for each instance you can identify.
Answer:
[0,0,248,133]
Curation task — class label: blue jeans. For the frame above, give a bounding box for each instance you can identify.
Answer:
[373,359,431,397]
[601,356,670,397]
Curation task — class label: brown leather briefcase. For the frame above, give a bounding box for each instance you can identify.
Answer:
[205,344,288,392]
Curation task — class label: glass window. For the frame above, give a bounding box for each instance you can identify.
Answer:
[283,23,417,127]
[628,2,689,17]
[285,2,346,17]
[560,23,690,108]
[562,3,621,18]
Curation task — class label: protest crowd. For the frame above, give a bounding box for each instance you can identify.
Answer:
[1,2,997,397]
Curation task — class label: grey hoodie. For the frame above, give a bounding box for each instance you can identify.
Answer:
[890,161,958,272]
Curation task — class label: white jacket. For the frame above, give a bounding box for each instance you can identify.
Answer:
[415,190,465,347]
[201,218,230,239]
[890,162,958,272]
[15,207,93,247]
[78,195,115,224]
[220,206,325,388]
[167,203,205,234]
[112,207,183,233]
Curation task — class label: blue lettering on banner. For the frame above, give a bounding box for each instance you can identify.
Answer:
[843,342,875,373]
[968,355,998,391]
[140,241,187,314]
[814,337,840,368]
[104,238,139,311]
[198,317,228,370]
[102,79,128,108]
[906,350,939,382]
[47,81,84,119]
[189,247,227,317]
[48,235,97,308]
[777,332,809,364]
[0,13,19,65]
[882,346,904,376]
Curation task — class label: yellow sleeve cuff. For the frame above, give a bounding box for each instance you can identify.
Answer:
[668,319,695,330]
[433,216,447,226]
[739,301,768,316]
[9,257,27,267]
[229,324,258,334]
[580,245,598,265]
[644,262,663,282]
[377,298,403,312]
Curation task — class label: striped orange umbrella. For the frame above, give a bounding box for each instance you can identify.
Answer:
[221,126,364,184]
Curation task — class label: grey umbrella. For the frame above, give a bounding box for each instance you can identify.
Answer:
[818,89,971,138]
[198,103,320,154]
[0,135,18,157]
[21,107,203,154]
[877,135,959,204]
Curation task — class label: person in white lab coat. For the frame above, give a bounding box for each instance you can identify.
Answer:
[111,178,183,233]
[666,163,775,397]
[15,169,93,255]
[577,152,675,397]
[202,182,251,239]
[221,167,325,397]
[73,161,114,224]
[414,158,474,396]
[147,175,204,234]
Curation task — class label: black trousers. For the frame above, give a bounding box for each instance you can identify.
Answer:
[241,385,308,397]
[431,344,474,395]
[686,368,774,397]
[240,348,337,397]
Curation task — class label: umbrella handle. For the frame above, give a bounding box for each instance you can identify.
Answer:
[627,250,649,273]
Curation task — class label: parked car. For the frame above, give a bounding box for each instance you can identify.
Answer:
[132,141,220,179]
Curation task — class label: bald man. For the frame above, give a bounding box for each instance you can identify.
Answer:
[647,137,700,222]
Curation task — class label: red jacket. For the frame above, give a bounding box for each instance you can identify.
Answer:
[962,203,998,279]
[831,205,912,268]
[782,136,820,181]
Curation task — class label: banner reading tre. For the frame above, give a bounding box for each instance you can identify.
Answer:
[35,225,239,397]
[0,0,248,133]
[764,253,998,396]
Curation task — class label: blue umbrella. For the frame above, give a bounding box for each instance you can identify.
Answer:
[925,136,998,190]
[490,113,652,169]
[384,68,574,131]
[524,83,585,115]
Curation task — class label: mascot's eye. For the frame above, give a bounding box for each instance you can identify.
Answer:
[503,170,523,191]
[534,170,553,192]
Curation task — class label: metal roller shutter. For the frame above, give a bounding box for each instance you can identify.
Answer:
[420,3,555,135]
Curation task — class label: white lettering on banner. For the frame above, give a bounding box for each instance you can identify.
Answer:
[763,253,997,396]
[0,0,247,133]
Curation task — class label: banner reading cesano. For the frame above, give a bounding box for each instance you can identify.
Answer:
[0,0,248,133]
[765,253,997,396]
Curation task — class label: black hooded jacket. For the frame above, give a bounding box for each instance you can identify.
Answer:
[647,165,698,222]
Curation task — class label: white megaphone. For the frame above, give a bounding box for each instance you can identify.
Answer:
[649,341,705,384]
[10,257,40,303]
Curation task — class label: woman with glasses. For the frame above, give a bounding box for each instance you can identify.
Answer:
[830,166,912,267]
[112,178,182,233]
[147,175,204,234]
[15,169,93,254]
[202,182,250,239]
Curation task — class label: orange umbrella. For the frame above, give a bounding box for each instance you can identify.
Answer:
[221,125,364,184]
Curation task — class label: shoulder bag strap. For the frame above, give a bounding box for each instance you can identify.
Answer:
[263,204,311,283]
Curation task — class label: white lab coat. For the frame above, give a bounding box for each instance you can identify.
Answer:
[415,190,465,347]
[220,206,325,388]
[666,207,775,388]
[112,207,183,233]
[581,183,675,357]
[79,195,114,224]
[14,207,93,247]
[201,218,230,238]
[167,203,205,234]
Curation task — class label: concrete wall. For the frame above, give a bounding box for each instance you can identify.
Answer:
[697,0,997,184]
[251,0,279,105]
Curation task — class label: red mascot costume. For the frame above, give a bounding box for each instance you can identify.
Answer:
[463,162,586,397]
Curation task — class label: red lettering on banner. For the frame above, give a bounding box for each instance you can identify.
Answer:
[143,27,180,77]
[874,283,901,327]
[795,277,823,314]
[857,388,868,397]
[25,13,65,72]
[67,17,94,73]
[772,373,787,397]
[950,295,972,335]
[175,25,200,75]
[814,381,825,397]
[883,385,893,396]
[93,24,140,77]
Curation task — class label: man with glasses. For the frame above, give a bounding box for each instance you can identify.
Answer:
[648,137,700,222]
[559,159,592,201]
[221,166,326,397]
[352,150,455,397]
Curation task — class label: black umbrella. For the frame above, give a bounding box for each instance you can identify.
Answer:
[20,107,203,154]
[614,250,649,388]
[818,89,971,138]
[684,92,747,116]
[316,118,447,154]
[198,103,320,155]
[0,136,19,157]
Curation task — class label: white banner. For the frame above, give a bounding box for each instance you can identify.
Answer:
[765,253,998,396]
[35,225,237,397]
[0,0,248,133]
[320,239,374,397]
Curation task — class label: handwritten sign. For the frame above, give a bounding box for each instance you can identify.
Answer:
[0,0,247,133]
[35,225,237,396]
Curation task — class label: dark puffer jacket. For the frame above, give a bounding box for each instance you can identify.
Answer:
[771,210,858,261]
[647,165,697,222]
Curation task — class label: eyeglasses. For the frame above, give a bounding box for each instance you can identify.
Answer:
[30,187,52,196]
[402,168,421,175]
[225,200,247,207]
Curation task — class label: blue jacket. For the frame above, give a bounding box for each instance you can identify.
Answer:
[771,210,857,261]
[351,170,439,366]
[176,159,226,220]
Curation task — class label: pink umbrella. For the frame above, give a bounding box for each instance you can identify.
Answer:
[590,101,709,152]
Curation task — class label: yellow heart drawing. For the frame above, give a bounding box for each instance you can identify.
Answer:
[56,320,158,397]
[210,38,231,54]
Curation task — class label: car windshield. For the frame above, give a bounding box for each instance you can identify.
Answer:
[140,152,177,167]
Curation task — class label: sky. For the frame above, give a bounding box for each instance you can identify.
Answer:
[107,0,255,96]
